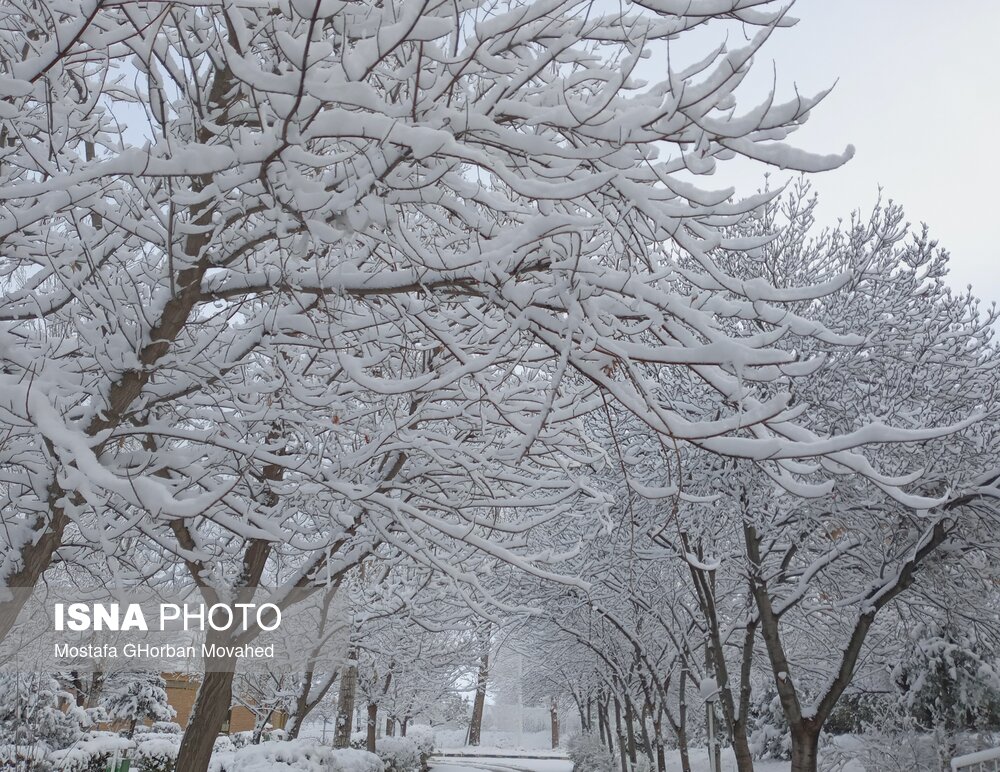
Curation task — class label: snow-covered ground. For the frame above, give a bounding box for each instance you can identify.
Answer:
[435,730,560,752]
[432,758,572,772]
[430,746,867,772]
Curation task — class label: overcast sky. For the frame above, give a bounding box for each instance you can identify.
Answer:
[688,1,999,306]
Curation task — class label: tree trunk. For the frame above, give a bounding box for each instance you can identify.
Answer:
[789,727,819,772]
[624,698,637,768]
[636,706,654,768]
[175,669,237,772]
[385,716,395,736]
[676,726,691,772]
[252,709,273,744]
[597,698,608,748]
[86,671,104,708]
[614,696,627,772]
[730,623,758,772]
[367,703,378,753]
[652,717,666,772]
[69,671,86,708]
[333,651,358,748]
[550,697,559,749]
[400,718,408,736]
[677,677,690,772]
[733,732,755,772]
[468,644,489,746]
[602,698,613,752]
[286,671,312,741]
[286,670,338,740]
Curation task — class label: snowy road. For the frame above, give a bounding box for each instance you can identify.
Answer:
[431,757,572,772]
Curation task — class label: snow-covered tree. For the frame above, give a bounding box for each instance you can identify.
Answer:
[233,670,297,744]
[645,188,1000,772]
[892,618,1000,735]
[0,672,84,749]
[101,670,175,738]
[3,2,989,771]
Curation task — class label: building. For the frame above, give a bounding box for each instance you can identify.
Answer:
[163,674,287,734]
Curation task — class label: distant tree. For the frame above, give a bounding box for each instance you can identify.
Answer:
[232,670,298,744]
[660,189,1000,772]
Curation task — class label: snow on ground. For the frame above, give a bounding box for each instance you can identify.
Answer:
[438,748,567,758]
[432,759,571,772]
[673,749,790,771]
[430,747,867,772]
[435,730,558,751]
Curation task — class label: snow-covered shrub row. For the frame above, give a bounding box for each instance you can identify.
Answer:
[0,734,388,772]
[229,729,284,749]
[39,731,183,772]
[48,732,135,772]
[402,726,435,772]
[144,722,183,736]
[329,748,386,772]
[373,736,420,772]
[346,728,429,771]
[566,733,616,772]
[210,739,383,772]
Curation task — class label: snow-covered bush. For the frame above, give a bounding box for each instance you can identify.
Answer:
[833,728,941,772]
[349,731,368,750]
[0,744,49,772]
[82,707,108,732]
[566,733,615,772]
[211,739,383,772]
[823,703,1000,772]
[49,732,134,772]
[328,748,386,772]
[134,737,179,772]
[373,736,420,772]
[824,693,887,735]
[749,688,791,761]
[893,621,1000,732]
[149,722,183,736]
[0,673,83,750]
[230,731,254,749]
[403,726,435,772]
[230,727,284,747]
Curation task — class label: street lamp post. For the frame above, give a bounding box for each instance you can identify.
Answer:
[706,702,718,772]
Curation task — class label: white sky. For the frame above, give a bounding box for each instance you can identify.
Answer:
[683,0,1000,306]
